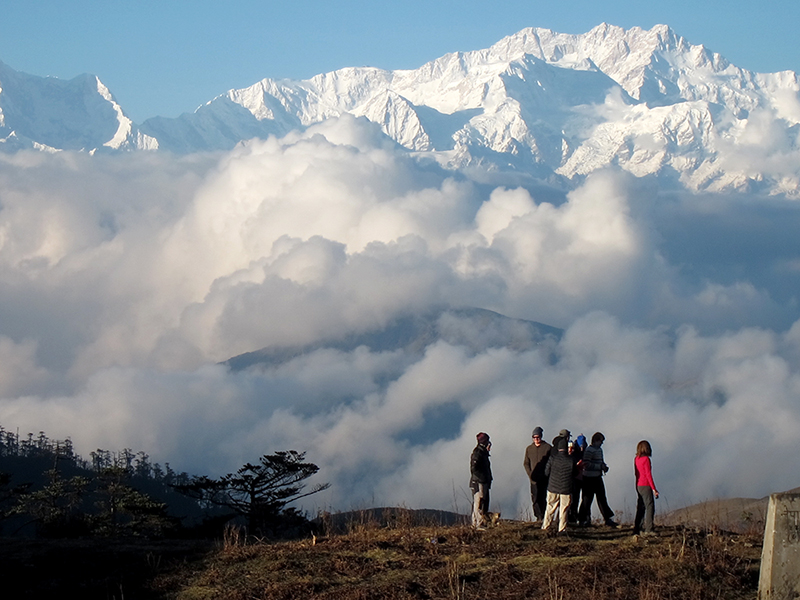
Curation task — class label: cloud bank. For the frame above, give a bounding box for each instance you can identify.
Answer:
[0,115,799,518]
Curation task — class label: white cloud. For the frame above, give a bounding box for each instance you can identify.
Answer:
[0,116,799,518]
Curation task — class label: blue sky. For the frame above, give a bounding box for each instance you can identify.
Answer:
[1,1,800,515]
[1,1,798,127]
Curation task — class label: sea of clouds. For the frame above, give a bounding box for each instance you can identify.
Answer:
[0,114,799,519]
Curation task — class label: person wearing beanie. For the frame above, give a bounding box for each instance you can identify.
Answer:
[578,432,619,528]
[542,435,573,533]
[523,426,551,522]
[470,432,493,529]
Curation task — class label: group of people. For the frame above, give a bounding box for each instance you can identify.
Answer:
[470,428,659,535]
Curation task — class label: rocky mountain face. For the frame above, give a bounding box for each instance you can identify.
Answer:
[2,24,799,193]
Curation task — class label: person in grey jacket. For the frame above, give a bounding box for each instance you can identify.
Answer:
[523,426,551,522]
[542,431,573,533]
[578,431,619,527]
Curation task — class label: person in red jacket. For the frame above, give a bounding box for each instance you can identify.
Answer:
[633,440,659,535]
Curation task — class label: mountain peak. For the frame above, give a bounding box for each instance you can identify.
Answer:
[0,60,156,152]
[2,24,799,196]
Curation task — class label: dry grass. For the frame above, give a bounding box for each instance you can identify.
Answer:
[152,520,762,600]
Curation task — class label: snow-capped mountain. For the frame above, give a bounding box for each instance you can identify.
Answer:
[2,24,799,194]
[142,23,800,195]
[0,60,157,152]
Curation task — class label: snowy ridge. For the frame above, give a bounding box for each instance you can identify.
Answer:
[1,24,799,194]
[0,61,157,152]
[138,23,800,194]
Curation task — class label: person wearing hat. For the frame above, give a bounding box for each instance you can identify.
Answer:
[470,432,493,529]
[578,432,619,527]
[542,434,573,533]
[523,426,551,523]
[556,429,571,444]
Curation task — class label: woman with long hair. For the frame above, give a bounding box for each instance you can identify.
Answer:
[633,440,659,535]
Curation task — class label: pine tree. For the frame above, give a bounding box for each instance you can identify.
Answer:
[176,451,329,535]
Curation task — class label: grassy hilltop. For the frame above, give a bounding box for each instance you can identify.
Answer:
[147,517,760,600]
[0,429,769,598]
[0,512,763,599]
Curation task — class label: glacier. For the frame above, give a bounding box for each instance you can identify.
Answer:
[1,23,799,194]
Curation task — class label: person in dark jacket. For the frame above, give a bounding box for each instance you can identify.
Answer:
[542,432,573,533]
[470,432,492,529]
[568,437,585,523]
[578,432,619,527]
[523,426,551,522]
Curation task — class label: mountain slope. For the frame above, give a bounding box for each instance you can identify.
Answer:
[1,24,798,194]
[140,23,800,194]
[662,485,800,533]
[0,61,157,152]
[224,306,562,372]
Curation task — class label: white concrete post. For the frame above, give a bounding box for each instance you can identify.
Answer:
[759,492,800,599]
